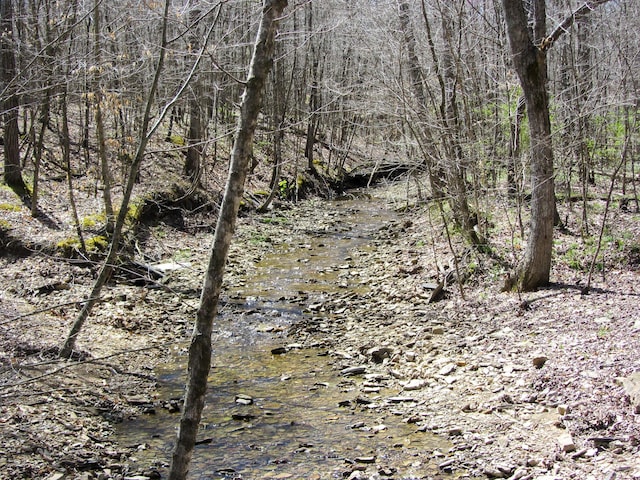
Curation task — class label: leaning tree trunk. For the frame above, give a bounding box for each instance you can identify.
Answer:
[167,1,288,479]
[502,0,555,291]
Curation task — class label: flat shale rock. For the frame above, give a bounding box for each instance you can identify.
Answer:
[622,372,640,413]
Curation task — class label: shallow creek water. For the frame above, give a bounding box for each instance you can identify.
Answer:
[116,197,451,479]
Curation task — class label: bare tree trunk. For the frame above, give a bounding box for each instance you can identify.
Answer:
[167,1,287,478]
[1,0,27,197]
[184,1,203,183]
[60,90,86,254]
[502,0,555,291]
[399,0,445,198]
[93,0,115,233]
[502,0,613,291]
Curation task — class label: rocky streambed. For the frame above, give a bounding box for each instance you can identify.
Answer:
[1,187,640,479]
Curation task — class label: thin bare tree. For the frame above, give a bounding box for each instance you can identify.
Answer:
[168,1,288,478]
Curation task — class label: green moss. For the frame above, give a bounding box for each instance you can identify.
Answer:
[0,203,21,212]
[87,235,108,251]
[56,235,108,255]
[120,198,146,228]
[168,134,186,146]
[249,234,272,245]
[0,219,12,230]
[81,212,107,229]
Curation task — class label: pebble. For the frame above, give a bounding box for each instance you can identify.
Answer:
[348,471,368,480]
[341,366,367,376]
[235,394,253,405]
[368,346,393,363]
[387,396,416,403]
[355,456,376,463]
[558,432,576,452]
[532,355,548,368]
[402,379,426,391]
[438,364,456,376]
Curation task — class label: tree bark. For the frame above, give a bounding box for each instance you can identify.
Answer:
[167,1,287,479]
[1,0,27,197]
[502,0,555,290]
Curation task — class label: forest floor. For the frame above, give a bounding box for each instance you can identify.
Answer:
[1,162,640,479]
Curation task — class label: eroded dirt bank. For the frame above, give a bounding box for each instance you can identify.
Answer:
[1,184,640,480]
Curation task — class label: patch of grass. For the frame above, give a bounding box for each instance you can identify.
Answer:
[249,233,272,245]
[259,216,290,226]
[597,325,610,339]
[173,248,192,261]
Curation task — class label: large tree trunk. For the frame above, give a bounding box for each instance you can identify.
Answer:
[502,0,612,291]
[1,0,27,197]
[167,1,288,479]
[502,0,555,291]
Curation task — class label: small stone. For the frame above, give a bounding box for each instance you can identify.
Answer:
[432,326,445,335]
[448,427,463,436]
[558,432,576,452]
[377,466,396,476]
[508,468,528,480]
[387,396,416,403]
[341,366,367,376]
[125,395,153,405]
[355,456,376,464]
[405,351,417,362]
[235,394,253,405]
[557,404,569,415]
[45,474,65,480]
[584,448,599,457]
[483,467,506,478]
[402,379,426,391]
[347,471,367,480]
[271,346,287,355]
[532,355,548,368]
[368,346,394,364]
[438,364,456,376]
[571,448,588,459]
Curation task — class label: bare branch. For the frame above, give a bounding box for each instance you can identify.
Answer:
[540,0,613,51]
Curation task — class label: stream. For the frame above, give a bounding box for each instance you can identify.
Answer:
[116,197,451,479]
